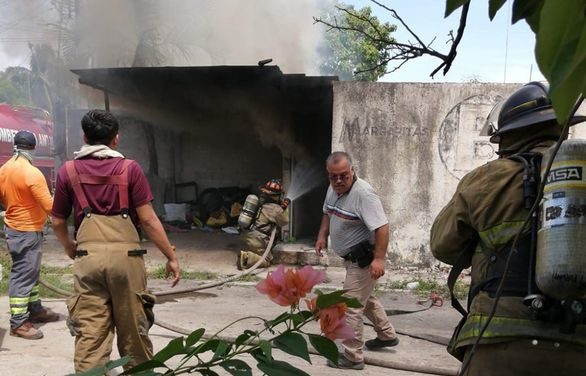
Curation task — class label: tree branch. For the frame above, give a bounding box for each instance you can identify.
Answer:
[314,0,471,79]
[429,2,470,78]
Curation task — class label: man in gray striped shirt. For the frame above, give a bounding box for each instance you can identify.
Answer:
[316,151,398,370]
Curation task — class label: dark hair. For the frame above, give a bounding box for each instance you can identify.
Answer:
[81,110,119,145]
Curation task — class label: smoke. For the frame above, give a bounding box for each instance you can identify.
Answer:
[0,1,58,61]
[1,0,328,75]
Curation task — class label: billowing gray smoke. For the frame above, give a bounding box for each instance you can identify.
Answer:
[0,0,326,74]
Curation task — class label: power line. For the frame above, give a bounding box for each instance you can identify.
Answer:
[503,1,511,83]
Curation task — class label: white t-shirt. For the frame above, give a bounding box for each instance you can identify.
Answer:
[322,177,388,256]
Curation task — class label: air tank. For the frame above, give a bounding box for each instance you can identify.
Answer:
[536,139,586,300]
[238,194,259,230]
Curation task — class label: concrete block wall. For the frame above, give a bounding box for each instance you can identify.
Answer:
[331,82,521,265]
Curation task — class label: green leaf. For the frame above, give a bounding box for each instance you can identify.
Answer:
[316,290,362,309]
[488,0,507,20]
[199,370,220,376]
[512,0,543,24]
[234,331,253,347]
[125,371,163,376]
[71,356,132,376]
[153,337,184,363]
[220,359,253,376]
[258,340,273,362]
[186,328,205,346]
[445,0,469,17]
[308,334,339,365]
[256,359,311,376]
[106,357,131,370]
[267,312,290,328]
[291,311,314,327]
[122,359,167,374]
[212,340,231,360]
[196,338,221,354]
[535,0,586,121]
[273,332,311,364]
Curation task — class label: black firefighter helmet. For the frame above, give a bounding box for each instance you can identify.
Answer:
[482,81,586,144]
[14,130,36,150]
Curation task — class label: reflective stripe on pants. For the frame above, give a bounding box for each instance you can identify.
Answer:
[6,227,43,329]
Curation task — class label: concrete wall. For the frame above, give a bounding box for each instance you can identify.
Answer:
[332,82,520,265]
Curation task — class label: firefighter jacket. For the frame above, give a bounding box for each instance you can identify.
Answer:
[256,203,288,232]
[430,144,586,349]
[244,203,289,249]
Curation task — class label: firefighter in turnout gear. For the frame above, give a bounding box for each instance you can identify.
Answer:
[0,130,58,340]
[237,179,289,270]
[51,110,180,372]
[430,82,586,375]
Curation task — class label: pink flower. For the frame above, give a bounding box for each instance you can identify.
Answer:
[306,298,355,340]
[256,265,326,307]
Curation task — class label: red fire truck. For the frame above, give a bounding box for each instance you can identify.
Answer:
[0,103,55,187]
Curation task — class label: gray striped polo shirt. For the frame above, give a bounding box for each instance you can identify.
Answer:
[322,177,388,256]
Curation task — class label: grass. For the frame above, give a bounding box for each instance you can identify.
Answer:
[0,250,74,298]
[376,276,469,300]
[233,273,261,282]
[147,265,219,281]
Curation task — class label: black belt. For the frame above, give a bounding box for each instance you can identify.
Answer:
[75,249,147,257]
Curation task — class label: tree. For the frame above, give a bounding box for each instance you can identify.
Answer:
[316,2,397,81]
[315,0,585,122]
[314,0,469,80]
[0,69,29,105]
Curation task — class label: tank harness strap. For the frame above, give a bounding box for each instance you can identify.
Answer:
[448,233,479,317]
[474,152,542,299]
[65,159,133,218]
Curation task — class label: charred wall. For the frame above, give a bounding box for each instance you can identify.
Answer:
[68,67,334,226]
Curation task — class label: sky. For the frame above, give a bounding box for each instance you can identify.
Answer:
[346,0,544,83]
[0,0,544,84]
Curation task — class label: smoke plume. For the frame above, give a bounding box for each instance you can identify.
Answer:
[1,0,327,74]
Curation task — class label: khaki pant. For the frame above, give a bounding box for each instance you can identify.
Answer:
[461,339,586,376]
[67,214,155,372]
[244,230,273,262]
[342,261,396,362]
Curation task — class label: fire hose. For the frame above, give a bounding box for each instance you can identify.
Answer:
[40,227,278,298]
[39,226,459,375]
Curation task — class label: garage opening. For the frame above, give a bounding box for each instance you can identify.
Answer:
[68,65,336,243]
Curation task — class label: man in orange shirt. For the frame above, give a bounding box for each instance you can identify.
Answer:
[0,130,58,340]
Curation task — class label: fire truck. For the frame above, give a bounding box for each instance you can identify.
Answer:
[0,103,55,188]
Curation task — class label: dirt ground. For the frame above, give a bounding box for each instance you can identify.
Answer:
[0,229,463,376]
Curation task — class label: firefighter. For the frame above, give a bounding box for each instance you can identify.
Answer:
[430,82,586,375]
[0,130,58,340]
[237,179,289,270]
[51,110,180,372]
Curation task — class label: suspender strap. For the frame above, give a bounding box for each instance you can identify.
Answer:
[65,161,91,216]
[64,159,133,217]
[118,159,131,215]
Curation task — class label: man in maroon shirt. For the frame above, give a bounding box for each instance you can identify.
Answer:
[52,109,180,372]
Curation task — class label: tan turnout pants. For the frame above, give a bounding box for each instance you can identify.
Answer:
[67,214,155,372]
[342,261,397,362]
[461,339,586,376]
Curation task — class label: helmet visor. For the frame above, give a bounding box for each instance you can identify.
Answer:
[480,100,505,137]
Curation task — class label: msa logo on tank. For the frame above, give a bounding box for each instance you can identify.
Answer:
[546,166,583,184]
